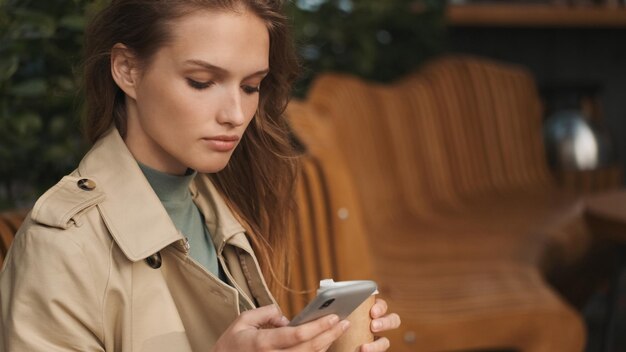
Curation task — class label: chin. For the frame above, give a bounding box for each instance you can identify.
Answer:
[191,158,231,174]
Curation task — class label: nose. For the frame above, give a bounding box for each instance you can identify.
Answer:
[216,87,247,127]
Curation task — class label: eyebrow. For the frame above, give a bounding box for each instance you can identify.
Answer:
[184,59,269,79]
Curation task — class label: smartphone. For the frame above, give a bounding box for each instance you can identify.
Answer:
[288,280,377,326]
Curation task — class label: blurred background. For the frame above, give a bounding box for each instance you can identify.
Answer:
[2,0,625,207]
[1,0,626,351]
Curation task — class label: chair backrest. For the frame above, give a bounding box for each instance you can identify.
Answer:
[305,55,554,218]
[0,211,27,267]
[400,56,553,198]
[306,76,404,222]
[279,101,374,318]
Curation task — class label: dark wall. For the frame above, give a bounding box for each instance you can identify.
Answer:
[448,26,626,174]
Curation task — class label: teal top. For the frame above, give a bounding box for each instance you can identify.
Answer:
[138,162,221,278]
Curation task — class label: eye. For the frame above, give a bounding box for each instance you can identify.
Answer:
[242,85,260,95]
[186,78,214,90]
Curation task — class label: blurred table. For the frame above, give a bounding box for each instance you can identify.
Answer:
[586,190,626,242]
[555,165,623,195]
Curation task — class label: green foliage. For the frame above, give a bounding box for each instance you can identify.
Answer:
[0,0,107,209]
[286,0,446,95]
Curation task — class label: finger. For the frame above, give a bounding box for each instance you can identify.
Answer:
[371,313,401,333]
[294,319,350,352]
[359,337,391,352]
[272,315,291,327]
[236,304,285,329]
[270,314,341,348]
[370,298,388,319]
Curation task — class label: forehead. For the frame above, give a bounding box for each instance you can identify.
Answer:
[159,9,270,73]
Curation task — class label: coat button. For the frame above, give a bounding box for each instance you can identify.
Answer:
[77,178,96,191]
[145,252,162,269]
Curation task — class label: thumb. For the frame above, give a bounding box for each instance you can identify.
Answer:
[237,305,288,329]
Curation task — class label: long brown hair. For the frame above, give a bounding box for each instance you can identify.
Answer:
[82,0,300,296]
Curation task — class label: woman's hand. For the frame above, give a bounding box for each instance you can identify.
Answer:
[212,304,350,352]
[360,298,401,352]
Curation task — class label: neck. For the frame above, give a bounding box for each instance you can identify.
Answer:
[123,97,187,175]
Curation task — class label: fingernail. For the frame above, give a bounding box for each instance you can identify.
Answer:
[329,315,339,325]
[340,320,351,331]
[281,316,289,324]
[372,320,382,331]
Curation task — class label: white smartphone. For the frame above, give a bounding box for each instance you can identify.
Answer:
[288,280,377,326]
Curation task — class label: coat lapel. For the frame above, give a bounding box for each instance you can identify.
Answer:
[77,128,184,262]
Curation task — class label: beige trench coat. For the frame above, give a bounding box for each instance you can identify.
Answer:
[0,128,277,351]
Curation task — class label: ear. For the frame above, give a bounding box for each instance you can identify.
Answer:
[111,43,140,100]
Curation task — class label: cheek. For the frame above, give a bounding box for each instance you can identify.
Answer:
[243,96,260,123]
[137,82,175,115]
[144,85,201,126]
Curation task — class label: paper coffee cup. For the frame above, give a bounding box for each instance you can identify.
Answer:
[328,294,376,352]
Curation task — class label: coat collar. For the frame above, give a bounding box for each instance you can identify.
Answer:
[78,128,182,261]
[77,127,246,262]
[189,176,248,253]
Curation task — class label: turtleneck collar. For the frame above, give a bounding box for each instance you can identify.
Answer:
[137,162,196,203]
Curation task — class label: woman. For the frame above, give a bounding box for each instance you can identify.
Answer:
[0,0,400,351]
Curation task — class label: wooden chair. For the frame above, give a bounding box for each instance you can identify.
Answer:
[284,55,601,351]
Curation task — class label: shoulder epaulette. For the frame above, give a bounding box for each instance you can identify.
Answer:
[31,175,105,229]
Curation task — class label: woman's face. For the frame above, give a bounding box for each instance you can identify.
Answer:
[122,9,269,175]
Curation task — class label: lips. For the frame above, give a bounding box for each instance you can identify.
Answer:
[201,135,240,152]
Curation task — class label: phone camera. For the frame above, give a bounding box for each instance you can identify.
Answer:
[318,298,335,309]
